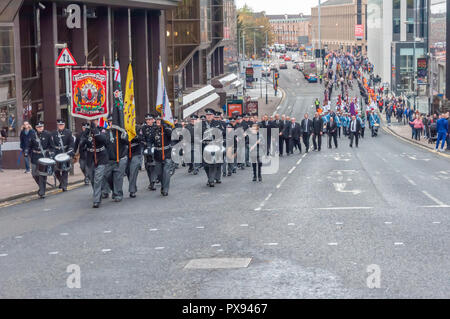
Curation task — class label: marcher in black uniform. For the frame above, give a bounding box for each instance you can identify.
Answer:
[186,115,201,175]
[142,114,157,190]
[28,121,55,198]
[105,117,129,202]
[51,119,75,192]
[312,112,324,151]
[74,123,90,185]
[248,123,265,182]
[152,116,173,196]
[202,109,224,187]
[126,124,144,198]
[272,114,284,156]
[260,114,272,155]
[79,119,109,208]
[327,116,338,148]
[285,118,302,154]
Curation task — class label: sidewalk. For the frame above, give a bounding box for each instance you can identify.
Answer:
[0,164,85,203]
[381,113,450,156]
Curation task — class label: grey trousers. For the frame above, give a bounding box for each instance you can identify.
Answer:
[154,158,172,193]
[55,170,69,190]
[87,163,106,205]
[145,156,157,185]
[126,155,142,194]
[31,163,47,197]
[105,157,128,200]
[79,158,89,181]
[204,163,221,183]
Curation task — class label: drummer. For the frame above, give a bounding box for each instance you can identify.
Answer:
[28,121,55,199]
[51,119,75,192]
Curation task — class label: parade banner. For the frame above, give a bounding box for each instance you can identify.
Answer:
[71,70,108,120]
[124,64,137,141]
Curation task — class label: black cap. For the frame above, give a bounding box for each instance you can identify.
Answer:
[82,122,90,129]
[214,112,221,117]
[244,113,250,118]
[145,113,154,120]
[190,115,199,120]
[226,123,233,128]
[205,108,215,115]
[56,119,65,125]
[230,118,236,122]
[36,121,44,128]
[236,115,243,120]
[200,115,206,120]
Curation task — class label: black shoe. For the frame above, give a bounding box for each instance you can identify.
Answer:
[253,176,257,182]
[246,163,251,167]
[258,176,262,182]
[161,191,168,196]
[223,172,226,177]
[102,193,109,199]
[193,170,198,175]
[188,168,194,174]
[39,194,45,199]
[232,169,236,174]
[130,193,136,198]
[349,144,353,148]
[208,182,215,187]
[215,180,222,184]
[93,203,100,208]
[62,188,67,192]
[114,198,122,203]
[59,185,62,189]
[148,183,156,191]
[227,172,232,176]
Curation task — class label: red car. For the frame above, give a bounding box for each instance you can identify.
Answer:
[284,56,292,62]
[280,54,286,60]
[279,63,288,69]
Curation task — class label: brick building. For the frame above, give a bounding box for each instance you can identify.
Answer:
[267,13,311,46]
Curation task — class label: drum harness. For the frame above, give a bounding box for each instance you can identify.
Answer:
[34,133,47,158]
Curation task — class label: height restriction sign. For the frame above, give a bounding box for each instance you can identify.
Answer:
[56,48,77,66]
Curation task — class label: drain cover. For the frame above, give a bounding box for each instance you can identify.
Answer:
[184,258,252,269]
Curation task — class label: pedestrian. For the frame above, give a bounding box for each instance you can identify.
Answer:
[435,114,448,152]
[0,127,5,172]
[349,115,361,148]
[249,123,264,182]
[51,119,75,192]
[301,113,313,152]
[311,112,323,151]
[20,121,33,173]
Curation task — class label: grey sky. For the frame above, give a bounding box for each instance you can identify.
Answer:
[235,0,318,15]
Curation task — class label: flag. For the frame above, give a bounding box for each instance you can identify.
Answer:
[112,60,126,133]
[124,64,136,141]
[99,117,108,129]
[156,60,174,128]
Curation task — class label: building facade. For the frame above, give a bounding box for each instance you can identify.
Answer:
[165,0,238,120]
[311,0,367,55]
[0,0,181,168]
[267,14,310,46]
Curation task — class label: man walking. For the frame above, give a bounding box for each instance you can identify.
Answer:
[312,112,323,151]
[349,115,361,148]
[301,113,313,152]
[435,113,448,152]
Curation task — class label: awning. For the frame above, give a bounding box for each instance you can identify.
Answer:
[219,73,238,85]
[0,0,23,23]
[183,93,220,119]
[182,85,215,106]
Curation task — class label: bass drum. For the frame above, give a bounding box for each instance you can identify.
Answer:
[54,153,71,172]
[38,158,56,176]
[203,144,224,164]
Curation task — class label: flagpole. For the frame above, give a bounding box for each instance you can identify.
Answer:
[116,130,119,163]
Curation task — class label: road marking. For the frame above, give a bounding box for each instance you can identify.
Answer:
[254,207,262,211]
[196,226,205,229]
[264,243,279,246]
[403,175,417,186]
[101,249,112,253]
[394,242,404,246]
[328,243,338,246]
[149,228,158,232]
[288,166,296,174]
[0,254,8,257]
[240,224,249,227]
[333,183,362,195]
[103,230,112,234]
[288,223,295,226]
[384,222,393,225]
[297,159,302,165]
[211,244,221,247]
[43,208,52,212]
[217,249,224,252]
[422,191,446,206]
[421,205,450,208]
[314,207,372,211]
[155,247,165,250]
[15,236,23,239]
[277,177,287,189]
[265,193,273,201]
[302,154,307,158]
[336,222,344,225]
[184,258,251,269]
[48,251,59,255]
[433,222,441,224]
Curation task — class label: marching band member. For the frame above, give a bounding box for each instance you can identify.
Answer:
[152,116,173,196]
[51,119,75,192]
[142,114,158,190]
[28,121,55,199]
[126,124,144,198]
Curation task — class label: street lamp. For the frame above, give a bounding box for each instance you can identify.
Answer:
[403,0,417,110]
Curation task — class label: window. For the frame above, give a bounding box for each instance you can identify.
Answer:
[393,0,401,9]
[0,26,15,76]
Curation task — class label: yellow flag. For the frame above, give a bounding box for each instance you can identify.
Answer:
[124,63,136,141]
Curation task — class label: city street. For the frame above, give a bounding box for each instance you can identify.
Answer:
[1,63,449,298]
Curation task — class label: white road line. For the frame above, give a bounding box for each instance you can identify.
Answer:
[384,222,393,225]
[101,249,112,253]
[15,236,23,239]
[336,222,344,225]
[314,207,373,211]
[0,254,8,257]
[254,207,262,211]
[103,230,112,234]
[217,249,224,252]
[48,251,59,255]
[196,226,205,229]
[240,224,249,227]
[264,243,279,246]
[422,191,446,206]
[421,205,450,208]
[277,177,287,189]
[394,242,404,246]
[155,247,165,250]
[60,233,69,236]
[328,243,338,246]
[403,175,417,186]
[433,222,441,224]
[265,193,273,201]
[297,159,302,165]
[211,244,221,247]
[302,154,307,158]
[288,166,296,174]
[288,223,295,226]
[149,229,158,232]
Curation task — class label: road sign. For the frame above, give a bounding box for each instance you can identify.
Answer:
[56,48,77,66]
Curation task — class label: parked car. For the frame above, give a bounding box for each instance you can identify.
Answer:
[270,65,278,72]
[284,56,292,62]
[279,63,288,70]
[307,74,318,83]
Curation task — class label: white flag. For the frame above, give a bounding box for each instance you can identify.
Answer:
[156,61,174,127]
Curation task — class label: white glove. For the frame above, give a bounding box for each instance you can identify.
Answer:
[121,132,127,140]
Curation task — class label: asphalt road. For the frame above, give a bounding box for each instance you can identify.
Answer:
[1,59,449,299]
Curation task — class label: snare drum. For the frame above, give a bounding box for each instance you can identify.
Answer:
[37,158,56,176]
[54,153,71,172]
